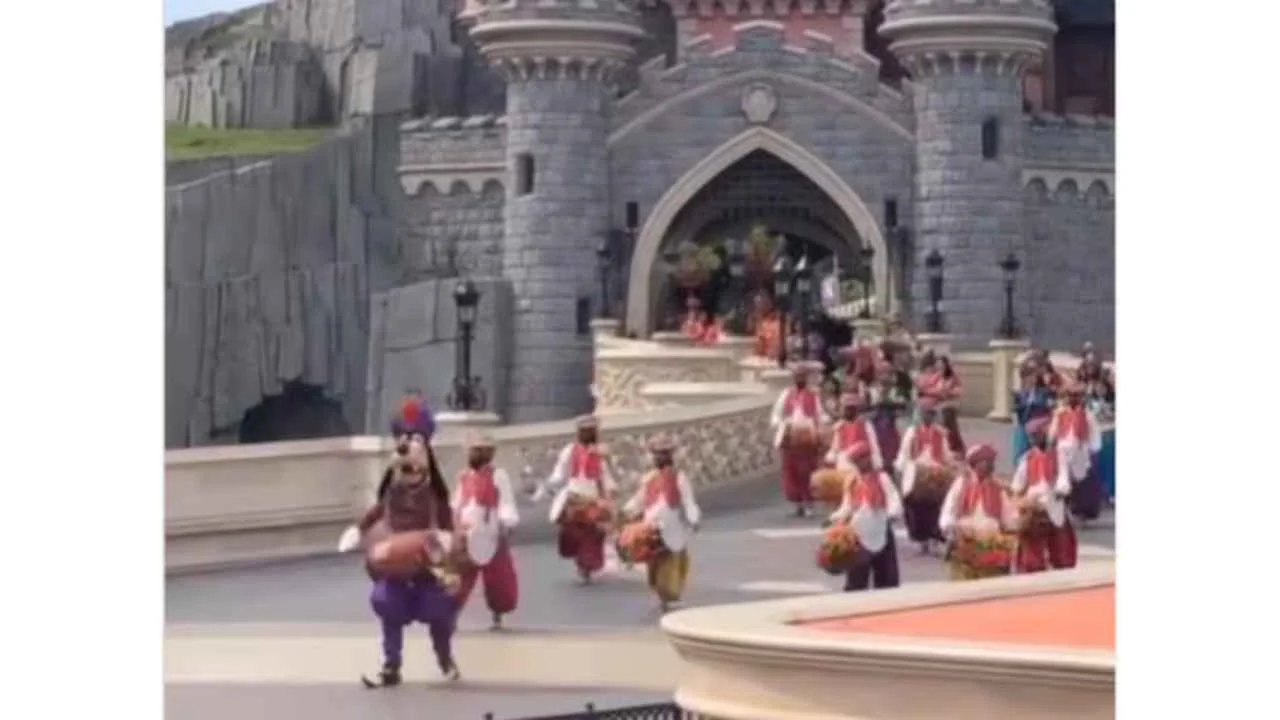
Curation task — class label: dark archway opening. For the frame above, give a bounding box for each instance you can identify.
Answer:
[652,150,871,331]
[237,380,351,445]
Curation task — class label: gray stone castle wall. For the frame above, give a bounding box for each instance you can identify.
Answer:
[610,26,916,325]
[501,77,611,422]
[165,121,400,448]
[1022,114,1115,353]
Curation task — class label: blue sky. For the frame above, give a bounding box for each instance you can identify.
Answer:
[166,0,263,24]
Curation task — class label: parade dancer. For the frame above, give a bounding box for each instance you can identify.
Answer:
[337,398,460,687]
[828,441,903,591]
[823,393,883,472]
[452,432,520,630]
[622,435,702,613]
[1010,416,1078,573]
[770,361,829,517]
[868,361,906,472]
[1050,381,1104,522]
[751,292,783,359]
[939,444,1020,580]
[895,398,953,555]
[535,415,617,584]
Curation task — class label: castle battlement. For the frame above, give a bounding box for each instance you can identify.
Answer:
[399,115,508,188]
[1024,111,1115,168]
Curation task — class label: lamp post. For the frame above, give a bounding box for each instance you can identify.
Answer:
[726,237,746,333]
[661,246,682,329]
[794,254,812,360]
[595,237,612,318]
[447,278,487,412]
[925,249,944,333]
[772,254,794,367]
[998,252,1021,339]
[857,246,875,319]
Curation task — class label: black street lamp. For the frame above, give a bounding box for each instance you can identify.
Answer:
[447,278,487,411]
[794,254,812,360]
[858,246,875,319]
[725,237,747,333]
[998,252,1021,339]
[772,254,794,367]
[595,237,612,318]
[925,249,944,333]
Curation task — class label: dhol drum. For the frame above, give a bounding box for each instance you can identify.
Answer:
[910,461,955,503]
[457,509,501,568]
[367,529,456,580]
[617,521,664,564]
[785,424,819,450]
[561,495,612,529]
[810,466,847,505]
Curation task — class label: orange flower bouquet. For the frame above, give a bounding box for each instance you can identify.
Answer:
[810,467,846,505]
[815,522,863,576]
[616,521,664,564]
[952,531,1016,579]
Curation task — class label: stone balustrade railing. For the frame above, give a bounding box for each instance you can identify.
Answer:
[166,394,777,573]
[593,332,1111,423]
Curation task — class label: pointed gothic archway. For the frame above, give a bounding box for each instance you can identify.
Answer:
[624,127,892,333]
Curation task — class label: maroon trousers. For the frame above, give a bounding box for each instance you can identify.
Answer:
[557,523,606,575]
[781,445,819,504]
[1016,522,1079,573]
[455,538,519,615]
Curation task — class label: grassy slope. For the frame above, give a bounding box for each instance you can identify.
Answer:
[165,125,333,160]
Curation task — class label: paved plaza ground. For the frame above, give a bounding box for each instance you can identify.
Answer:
[165,419,1115,720]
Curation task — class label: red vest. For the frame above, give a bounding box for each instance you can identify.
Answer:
[459,465,499,508]
[569,443,605,493]
[1054,406,1090,442]
[782,388,819,418]
[834,420,870,452]
[848,471,887,510]
[958,472,1003,517]
[642,468,681,508]
[1025,446,1059,489]
[911,424,946,459]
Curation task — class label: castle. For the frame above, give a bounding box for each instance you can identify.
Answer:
[164,0,1113,446]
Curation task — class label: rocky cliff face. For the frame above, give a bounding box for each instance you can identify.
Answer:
[164,119,401,448]
[165,0,504,129]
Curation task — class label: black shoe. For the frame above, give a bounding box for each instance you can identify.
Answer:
[440,660,461,682]
[361,662,401,688]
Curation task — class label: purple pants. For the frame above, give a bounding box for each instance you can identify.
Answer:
[370,576,456,671]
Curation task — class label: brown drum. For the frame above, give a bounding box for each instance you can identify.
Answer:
[810,467,846,505]
[785,425,818,449]
[910,463,955,503]
[366,530,431,579]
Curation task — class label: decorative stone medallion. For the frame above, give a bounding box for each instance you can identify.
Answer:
[740,83,778,125]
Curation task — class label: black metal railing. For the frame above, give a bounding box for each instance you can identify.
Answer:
[486,702,685,720]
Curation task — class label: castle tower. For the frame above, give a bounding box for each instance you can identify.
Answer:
[464,0,644,422]
[880,0,1056,346]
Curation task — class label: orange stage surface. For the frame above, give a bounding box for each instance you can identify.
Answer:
[799,585,1114,650]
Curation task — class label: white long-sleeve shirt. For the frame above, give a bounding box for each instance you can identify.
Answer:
[828,470,902,525]
[544,442,617,524]
[452,466,520,530]
[1048,404,1103,480]
[938,472,1018,536]
[1009,446,1072,527]
[769,386,830,448]
[894,423,954,497]
[623,470,702,527]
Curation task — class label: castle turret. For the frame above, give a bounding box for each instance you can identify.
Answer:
[464,0,643,422]
[880,0,1056,345]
